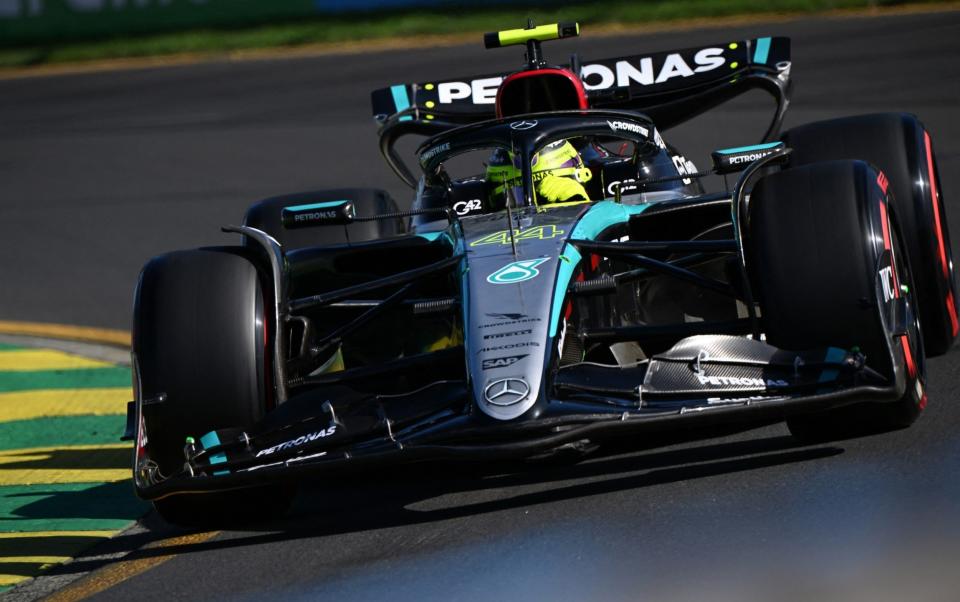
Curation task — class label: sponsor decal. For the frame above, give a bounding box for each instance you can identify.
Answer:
[696,375,789,388]
[421,142,450,162]
[653,129,667,150]
[487,258,550,284]
[727,151,775,165]
[255,426,338,457]
[606,178,639,196]
[877,171,890,194]
[453,198,483,215]
[671,154,697,186]
[484,377,531,406]
[480,317,542,329]
[478,341,540,352]
[606,120,649,137]
[437,77,503,104]
[470,225,564,247]
[510,119,539,130]
[880,265,897,303]
[707,395,769,404]
[434,49,727,105]
[295,210,338,222]
[580,48,725,90]
[483,329,533,340]
[482,354,528,370]
[486,312,527,320]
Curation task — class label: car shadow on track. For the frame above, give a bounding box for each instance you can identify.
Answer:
[51,430,843,577]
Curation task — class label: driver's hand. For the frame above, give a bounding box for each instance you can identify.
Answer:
[538,174,589,203]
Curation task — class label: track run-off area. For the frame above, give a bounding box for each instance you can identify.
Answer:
[0,340,144,594]
[1,6,959,601]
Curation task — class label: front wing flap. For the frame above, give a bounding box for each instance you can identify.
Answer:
[133,336,901,501]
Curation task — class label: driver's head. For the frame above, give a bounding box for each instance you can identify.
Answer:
[486,139,592,205]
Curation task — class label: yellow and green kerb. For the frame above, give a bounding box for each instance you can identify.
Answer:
[0,342,146,592]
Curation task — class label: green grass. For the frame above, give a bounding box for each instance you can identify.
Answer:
[0,0,947,69]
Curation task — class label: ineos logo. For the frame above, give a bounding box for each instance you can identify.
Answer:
[483,378,530,406]
[509,120,538,131]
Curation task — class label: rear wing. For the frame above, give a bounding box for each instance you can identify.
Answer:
[372,36,792,186]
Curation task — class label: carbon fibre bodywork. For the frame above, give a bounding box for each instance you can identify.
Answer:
[129,32,937,503]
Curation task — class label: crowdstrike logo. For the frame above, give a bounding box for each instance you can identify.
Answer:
[607,120,648,137]
[421,142,450,161]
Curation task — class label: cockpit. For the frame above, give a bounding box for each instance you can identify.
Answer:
[411,111,700,223]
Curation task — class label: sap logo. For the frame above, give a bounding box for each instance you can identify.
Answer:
[880,265,897,303]
[438,77,504,104]
[580,48,725,91]
[696,375,789,388]
[481,354,528,370]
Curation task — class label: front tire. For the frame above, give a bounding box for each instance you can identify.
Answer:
[783,113,957,356]
[134,247,292,526]
[749,160,925,441]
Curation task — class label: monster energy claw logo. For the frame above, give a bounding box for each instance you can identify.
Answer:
[486,258,550,284]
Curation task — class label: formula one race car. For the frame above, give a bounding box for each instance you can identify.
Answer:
[127,23,956,525]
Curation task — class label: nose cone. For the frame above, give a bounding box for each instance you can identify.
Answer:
[468,254,553,421]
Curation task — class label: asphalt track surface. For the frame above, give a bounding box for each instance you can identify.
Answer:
[2,8,960,601]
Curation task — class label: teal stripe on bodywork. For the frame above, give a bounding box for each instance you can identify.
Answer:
[416,231,457,245]
[550,245,583,337]
[391,84,413,122]
[753,37,771,64]
[570,201,650,240]
[284,200,350,212]
[199,431,228,476]
[549,201,651,337]
[715,142,782,155]
[818,347,848,383]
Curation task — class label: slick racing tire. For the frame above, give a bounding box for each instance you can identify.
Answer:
[243,188,404,252]
[749,160,925,442]
[134,247,292,526]
[782,113,957,356]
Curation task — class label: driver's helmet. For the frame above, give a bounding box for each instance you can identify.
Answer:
[486,139,592,205]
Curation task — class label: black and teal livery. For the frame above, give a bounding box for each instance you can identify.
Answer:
[128,26,954,526]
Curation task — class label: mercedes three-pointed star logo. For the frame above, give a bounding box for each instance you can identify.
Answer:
[509,120,538,131]
[483,377,531,406]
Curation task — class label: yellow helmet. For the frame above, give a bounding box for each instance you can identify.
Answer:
[487,139,592,205]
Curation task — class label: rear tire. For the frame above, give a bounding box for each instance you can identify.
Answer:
[749,160,925,442]
[243,188,403,252]
[134,247,292,526]
[783,113,957,356]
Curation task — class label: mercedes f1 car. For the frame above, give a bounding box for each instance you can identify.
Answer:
[126,23,956,525]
